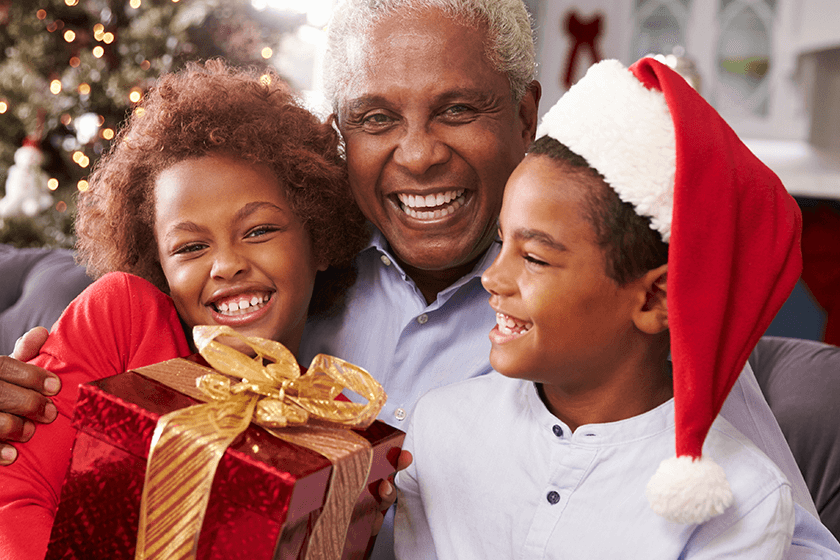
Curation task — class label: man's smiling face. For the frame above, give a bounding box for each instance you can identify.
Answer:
[337,7,536,277]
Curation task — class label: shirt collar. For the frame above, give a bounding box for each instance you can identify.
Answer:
[362,226,500,300]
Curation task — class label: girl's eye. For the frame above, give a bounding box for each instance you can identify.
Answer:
[173,242,206,256]
[246,225,279,239]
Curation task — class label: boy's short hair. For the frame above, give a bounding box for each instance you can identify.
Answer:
[75,59,368,316]
[529,135,668,285]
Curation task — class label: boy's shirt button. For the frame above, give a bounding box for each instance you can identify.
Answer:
[417,314,429,324]
[552,424,563,437]
[380,255,392,266]
[546,491,561,505]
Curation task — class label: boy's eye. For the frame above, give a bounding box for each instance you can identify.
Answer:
[524,254,548,266]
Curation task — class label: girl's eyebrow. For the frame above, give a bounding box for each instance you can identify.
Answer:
[513,228,569,253]
[163,201,289,241]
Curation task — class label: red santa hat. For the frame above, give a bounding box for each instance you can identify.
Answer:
[536,58,802,524]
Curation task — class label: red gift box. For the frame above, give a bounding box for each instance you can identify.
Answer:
[45,358,404,560]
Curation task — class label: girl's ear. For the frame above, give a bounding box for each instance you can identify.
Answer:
[633,263,668,334]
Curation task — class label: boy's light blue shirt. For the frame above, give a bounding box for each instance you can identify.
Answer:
[395,372,802,559]
[299,228,836,559]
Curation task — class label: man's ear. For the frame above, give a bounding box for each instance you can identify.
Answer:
[632,263,668,334]
[518,80,542,147]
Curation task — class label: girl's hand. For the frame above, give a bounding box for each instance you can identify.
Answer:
[371,450,413,535]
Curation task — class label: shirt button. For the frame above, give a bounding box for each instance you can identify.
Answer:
[394,408,406,421]
[552,424,563,437]
[417,313,429,325]
[546,491,560,505]
[380,255,392,266]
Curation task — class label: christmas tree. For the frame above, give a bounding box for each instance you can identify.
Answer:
[0,0,303,248]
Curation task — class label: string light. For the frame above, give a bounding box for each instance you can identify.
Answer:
[93,46,104,58]
[56,201,68,212]
[50,80,62,94]
[69,56,81,67]
[261,47,273,59]
[129,0,141,8]
[0,101,7,114]
[61,114,72,126]
[65,0,79,6]
[101,128,115,140]
[63,29,76,42]
[129,88,142,103]
[77,180,89,192]
[48,178,59,191]
[78,83,91,95]
[140,59,151,70]
[103,32,114,44]
[36,10,47,20]
[93,24,105,41]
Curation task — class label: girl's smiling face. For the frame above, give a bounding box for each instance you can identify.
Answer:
[154,154,325,356]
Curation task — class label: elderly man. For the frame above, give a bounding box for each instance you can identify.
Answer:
[1,0,838,557]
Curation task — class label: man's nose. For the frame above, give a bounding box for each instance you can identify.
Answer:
[393,124,450,175]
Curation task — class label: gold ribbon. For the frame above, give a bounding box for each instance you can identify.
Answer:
[135,325,387,560]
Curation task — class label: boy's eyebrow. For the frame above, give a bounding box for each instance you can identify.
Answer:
[513,228,569,253]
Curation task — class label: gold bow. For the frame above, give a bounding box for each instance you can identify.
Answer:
[135,325,387,560]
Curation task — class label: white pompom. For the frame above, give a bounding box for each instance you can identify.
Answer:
[645,455,733,524]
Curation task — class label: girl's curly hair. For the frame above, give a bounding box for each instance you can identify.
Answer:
[75,59,368,316]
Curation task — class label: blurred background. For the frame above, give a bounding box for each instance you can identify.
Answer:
[0,0,837,343]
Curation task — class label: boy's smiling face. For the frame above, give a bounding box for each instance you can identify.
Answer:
[154,154,325,356]
[482,154,643,392]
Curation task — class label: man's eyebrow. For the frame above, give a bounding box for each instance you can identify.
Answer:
[513,228,569,252]
[344,88,501,113]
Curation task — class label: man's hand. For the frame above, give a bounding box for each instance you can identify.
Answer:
[0,327,58,465]
[371,450,413,535]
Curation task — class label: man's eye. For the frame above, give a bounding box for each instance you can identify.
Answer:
[362,113,394,126]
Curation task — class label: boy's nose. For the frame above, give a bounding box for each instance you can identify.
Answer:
[481,253,510,296]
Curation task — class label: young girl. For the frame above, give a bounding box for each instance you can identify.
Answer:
[0,59,369,558]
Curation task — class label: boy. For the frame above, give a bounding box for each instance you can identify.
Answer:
[394,58,807,558]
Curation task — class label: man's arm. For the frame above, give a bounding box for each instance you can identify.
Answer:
[0,327,59,465]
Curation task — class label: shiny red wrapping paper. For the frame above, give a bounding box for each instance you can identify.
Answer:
[44,366,404,559]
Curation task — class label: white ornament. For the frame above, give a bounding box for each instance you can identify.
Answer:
[0,143,54,218]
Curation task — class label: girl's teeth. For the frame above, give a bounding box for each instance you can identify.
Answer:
[215,294,269,315]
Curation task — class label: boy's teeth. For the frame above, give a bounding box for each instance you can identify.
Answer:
[397,189,465,219]
[495,313,533,336]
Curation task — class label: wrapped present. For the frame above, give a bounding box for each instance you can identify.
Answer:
[46,326,404,560]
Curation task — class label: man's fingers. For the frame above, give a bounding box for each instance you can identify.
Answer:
[0,444,19,466]
[0,372,59,423]
[396,449,412,472]
[0,412,35,443]
[11,326,49,362]
[0,354,60,395]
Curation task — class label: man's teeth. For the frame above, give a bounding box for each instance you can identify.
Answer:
[215,294,270,315]
[496,313,533,336]
[397,189,465,219]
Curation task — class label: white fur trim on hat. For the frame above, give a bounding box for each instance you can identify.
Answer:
[645,455,734,524]
[536,59,676,242]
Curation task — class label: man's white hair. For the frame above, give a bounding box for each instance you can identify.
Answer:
[323,0,537,112]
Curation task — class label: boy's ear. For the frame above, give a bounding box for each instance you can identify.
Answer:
[632,263,668,334]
